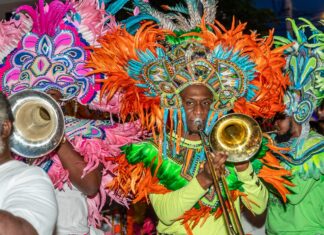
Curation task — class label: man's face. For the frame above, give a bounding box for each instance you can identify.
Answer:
[317,105,324,121]
[274,114,293,143]
[180,85,213,133]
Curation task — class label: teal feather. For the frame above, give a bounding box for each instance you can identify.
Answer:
[106,0,129,15]
[122,14,157,34]
[299,56,317,89]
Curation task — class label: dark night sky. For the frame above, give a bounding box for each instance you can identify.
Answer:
[255,0,324,35]
[256,0,324,18]
[152,0,324,35]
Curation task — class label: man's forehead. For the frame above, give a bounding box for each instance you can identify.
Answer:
[180,85,213,98]
[182,95,213,100]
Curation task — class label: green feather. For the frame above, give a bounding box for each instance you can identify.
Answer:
[287,18,302,43]
[122,137,275,209]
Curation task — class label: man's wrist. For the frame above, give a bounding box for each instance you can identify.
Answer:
[234,161,250,172]
[196,172,212,190]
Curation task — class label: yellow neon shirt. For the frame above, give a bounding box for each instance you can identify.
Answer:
[150,163,268,235]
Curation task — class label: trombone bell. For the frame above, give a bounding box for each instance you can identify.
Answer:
[210,113,262,163]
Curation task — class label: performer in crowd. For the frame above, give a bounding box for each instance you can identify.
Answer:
[0,92,57,235]
[266,18,324,235]
[0,0,143,234]
[87,0,294,234]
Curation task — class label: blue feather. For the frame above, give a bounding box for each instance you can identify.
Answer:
[122,14,157,34]
[246,84,258,101]
[206,112,219,134]
[162,109,169,159]
[180,107,188,133]
[106,0,129,15]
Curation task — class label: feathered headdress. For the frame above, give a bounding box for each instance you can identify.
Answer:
[87,16,290,156]
[0,0,115,105]
[95,0,219,35]
[275,18,324,124]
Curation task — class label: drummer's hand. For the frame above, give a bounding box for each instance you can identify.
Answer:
[196,151,227,190]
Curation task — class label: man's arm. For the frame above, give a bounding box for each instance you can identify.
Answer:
[149,177,207,226]
[0,210,37,235]
[57,140,102,196]
[46,90,102,196]
[236,163,269,214]
[150,151,227,225]
[2,164,58,235]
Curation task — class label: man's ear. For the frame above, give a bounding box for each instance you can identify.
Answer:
[291,117,302,136]
[1,120,12,139]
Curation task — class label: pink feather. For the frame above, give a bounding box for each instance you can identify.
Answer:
[47,155,71,190]
[88,92,122,114]
[16,0,73,37]
[72,120,143,177]
[133,6,140,16]
[142,218,156,234]
[87,169,130,228]
[0,14,32,63]
[71,120,143,227]
[68,0,118,46]
[15,118,143,228]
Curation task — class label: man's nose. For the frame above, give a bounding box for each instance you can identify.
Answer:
[193,103,203,115]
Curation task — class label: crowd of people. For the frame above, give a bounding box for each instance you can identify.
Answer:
[0,0,323,235]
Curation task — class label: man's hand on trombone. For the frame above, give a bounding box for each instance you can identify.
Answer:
[196,151,227,190]
[196,151,250,190]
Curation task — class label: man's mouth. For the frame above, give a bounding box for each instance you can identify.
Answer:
[191,119,205,131]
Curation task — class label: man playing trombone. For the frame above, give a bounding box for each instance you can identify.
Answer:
[148,84,269,234]
[87,1,294,234]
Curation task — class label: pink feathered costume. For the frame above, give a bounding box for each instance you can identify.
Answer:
[0,0,142,233]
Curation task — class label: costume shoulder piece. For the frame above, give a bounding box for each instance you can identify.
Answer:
[274,18,324,180]
[276,131,324,180]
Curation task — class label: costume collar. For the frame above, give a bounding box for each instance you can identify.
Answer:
[170,131,202,150]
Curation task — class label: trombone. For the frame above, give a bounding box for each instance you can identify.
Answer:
[195,113,263,235]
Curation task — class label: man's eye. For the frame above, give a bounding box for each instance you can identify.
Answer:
[186,101,194,106]
[203,101,212,106]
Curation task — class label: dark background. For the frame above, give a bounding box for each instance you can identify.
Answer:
[0,0,323,36]
[148,0,324,35]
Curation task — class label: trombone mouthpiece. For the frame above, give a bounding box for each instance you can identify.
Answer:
[194,118,203,131]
